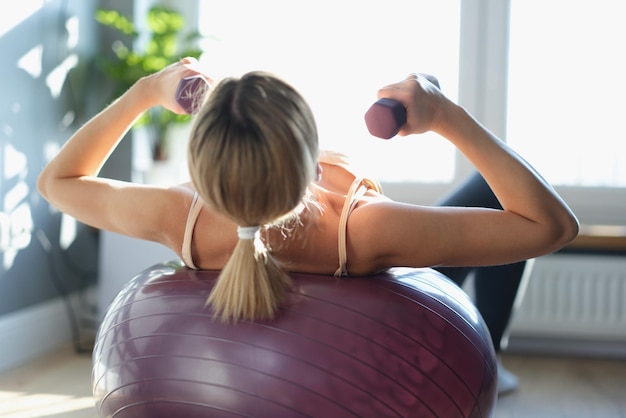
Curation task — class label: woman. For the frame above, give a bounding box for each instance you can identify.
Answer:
[37,58,579,322]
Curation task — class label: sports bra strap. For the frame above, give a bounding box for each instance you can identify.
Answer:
[334,178,382,277]
[182,176,382,274]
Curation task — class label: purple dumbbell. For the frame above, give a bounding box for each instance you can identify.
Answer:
[364,75,440,139]
[176,75,211,115]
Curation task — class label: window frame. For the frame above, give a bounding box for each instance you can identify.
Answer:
[382,0,511,205]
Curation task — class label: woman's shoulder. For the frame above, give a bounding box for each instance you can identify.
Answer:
[318,149,384,195]
[319,149,351,166]
[318,149,368,180]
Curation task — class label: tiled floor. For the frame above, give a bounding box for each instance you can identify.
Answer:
[0,345,625,417]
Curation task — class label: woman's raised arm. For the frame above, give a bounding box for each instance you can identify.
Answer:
[368,74,579,268]
[37,59,204,244]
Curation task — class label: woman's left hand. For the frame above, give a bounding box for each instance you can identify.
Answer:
[138,57,212,114]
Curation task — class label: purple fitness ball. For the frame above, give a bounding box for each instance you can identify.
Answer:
[93,260,497,417]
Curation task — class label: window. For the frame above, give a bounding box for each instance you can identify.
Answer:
[191,0,626,222]
[197,1,461,183]
[504,0,626,224]
[507,0,626,187]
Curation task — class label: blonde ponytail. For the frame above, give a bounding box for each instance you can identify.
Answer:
[188,71,319,322]
[207,229,291,322]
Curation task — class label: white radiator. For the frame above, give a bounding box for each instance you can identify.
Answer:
[506,254,626,357]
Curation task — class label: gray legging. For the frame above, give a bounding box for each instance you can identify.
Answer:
[434,172,527,352]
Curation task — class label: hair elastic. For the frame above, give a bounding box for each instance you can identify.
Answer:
[237,225,261,240]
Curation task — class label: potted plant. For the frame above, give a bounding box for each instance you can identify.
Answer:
[95,5,204,161]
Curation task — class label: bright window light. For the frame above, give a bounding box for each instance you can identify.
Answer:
[507,0,626,187]
[197,1,460,182]
[0,0,44,37]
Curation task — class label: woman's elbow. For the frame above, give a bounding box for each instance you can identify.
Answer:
[36,171,50,200]
[565,213,580,244]
[551,211,580,251]
[37,168,58,203]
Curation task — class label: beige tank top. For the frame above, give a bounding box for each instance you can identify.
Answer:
[181,151,383,275]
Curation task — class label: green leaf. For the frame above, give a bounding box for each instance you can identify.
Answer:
[95,9,137,37]
[94,4,208,149]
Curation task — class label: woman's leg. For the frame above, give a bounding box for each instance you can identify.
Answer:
[471,262,526,352]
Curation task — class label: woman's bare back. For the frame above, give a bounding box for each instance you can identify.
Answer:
[179,157,392,276]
